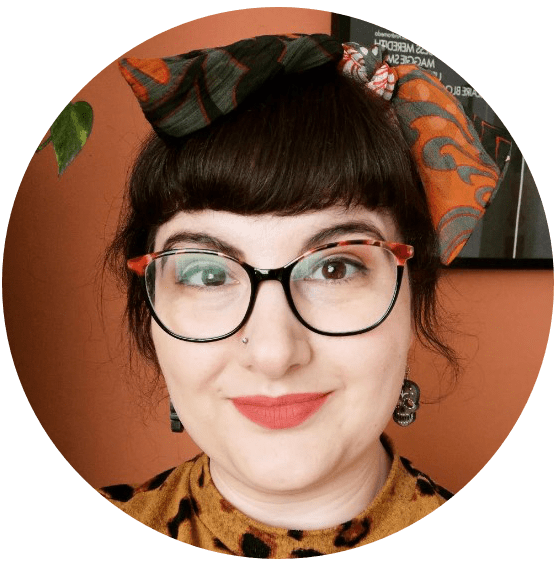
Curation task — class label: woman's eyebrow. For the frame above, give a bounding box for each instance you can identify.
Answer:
[161,231,244,259]
[301,221,387,252]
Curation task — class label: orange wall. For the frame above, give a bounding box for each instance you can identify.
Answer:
[3,7,553,496]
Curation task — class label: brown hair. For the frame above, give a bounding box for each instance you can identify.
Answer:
[107,62,458,389]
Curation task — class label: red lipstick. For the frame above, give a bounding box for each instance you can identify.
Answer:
[231,393,330,429]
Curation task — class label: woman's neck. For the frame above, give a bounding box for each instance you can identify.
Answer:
[209,440,392,530]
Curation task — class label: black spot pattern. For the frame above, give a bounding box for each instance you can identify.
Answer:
[400,456,420,477]
[435,484,454,500]
[291,549,324,558]
[241,533,271,558]
[416,478,436,496]
[401,457,453,500]
[100,483,134,502]
[167,497,195,539]
[146,467,175,491]
[333,518,371,548]
[287,530,303,541]
[213,538,229,551]
[198,467,205,488]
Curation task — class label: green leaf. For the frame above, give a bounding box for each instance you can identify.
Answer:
[50,101,93,175]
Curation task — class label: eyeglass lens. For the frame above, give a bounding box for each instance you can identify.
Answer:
[145,245,398,340]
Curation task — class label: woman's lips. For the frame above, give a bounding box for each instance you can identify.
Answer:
[231,393,330,430]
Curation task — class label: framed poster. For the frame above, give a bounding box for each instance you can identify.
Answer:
[332,14,552,269]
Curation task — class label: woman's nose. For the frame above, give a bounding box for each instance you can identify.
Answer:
[239,281,311,379]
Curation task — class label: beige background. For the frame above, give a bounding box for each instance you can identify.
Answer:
[3,7,552,497]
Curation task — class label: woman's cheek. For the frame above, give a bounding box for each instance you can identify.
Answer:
[152,323,229,392]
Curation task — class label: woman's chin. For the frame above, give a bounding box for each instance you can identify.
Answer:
[218,440,343,495]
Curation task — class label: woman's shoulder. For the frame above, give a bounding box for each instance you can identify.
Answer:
[97,453,203,533]
[358,449,451,542]
[381,443,451,523]
[397,455,454,502]
[369,435,453,534]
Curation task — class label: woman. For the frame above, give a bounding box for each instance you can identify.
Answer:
[100,34,501,556]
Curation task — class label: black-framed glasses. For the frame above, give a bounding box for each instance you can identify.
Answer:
[127,239,414,342]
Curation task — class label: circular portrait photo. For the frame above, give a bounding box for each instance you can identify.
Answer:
[2,4,553,561]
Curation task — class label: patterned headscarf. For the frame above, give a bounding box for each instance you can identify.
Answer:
[119,34,506,265]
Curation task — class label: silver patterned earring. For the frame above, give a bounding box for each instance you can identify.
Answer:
[392,368,420,427]
[169,402,184,433]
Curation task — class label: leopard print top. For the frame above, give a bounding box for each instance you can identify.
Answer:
[99,436,451,557]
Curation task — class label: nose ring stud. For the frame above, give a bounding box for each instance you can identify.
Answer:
[241,337,249,344]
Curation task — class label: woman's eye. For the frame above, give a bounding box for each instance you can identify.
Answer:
[305,257,367,281]
[175,261,234,287]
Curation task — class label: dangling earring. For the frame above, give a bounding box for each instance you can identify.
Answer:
[393,368,420,427]
[170,402,184,433]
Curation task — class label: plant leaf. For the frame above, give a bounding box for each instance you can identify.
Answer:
[50,101,93,175]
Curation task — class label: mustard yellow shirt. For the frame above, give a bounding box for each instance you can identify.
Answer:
[99,436,451,557]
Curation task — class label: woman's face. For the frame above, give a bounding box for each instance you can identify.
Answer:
[152,206,413,494]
